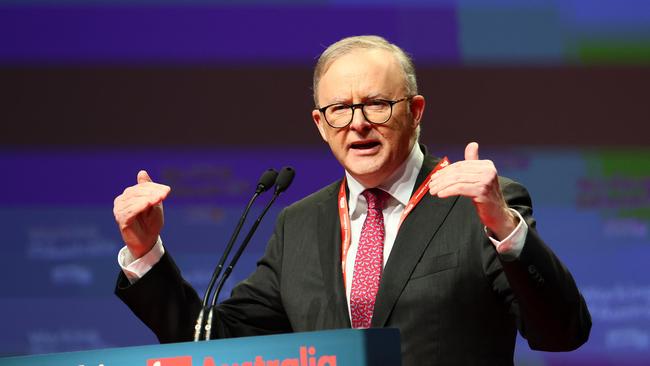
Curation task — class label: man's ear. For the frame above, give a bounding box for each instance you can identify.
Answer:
[409,95,426,128]
[312,109,329,142]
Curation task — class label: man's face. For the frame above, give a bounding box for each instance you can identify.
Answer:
[312,49,425,187]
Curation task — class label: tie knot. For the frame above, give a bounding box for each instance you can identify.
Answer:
[362,188,389,211]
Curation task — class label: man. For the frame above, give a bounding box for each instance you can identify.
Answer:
[114,36,591,365]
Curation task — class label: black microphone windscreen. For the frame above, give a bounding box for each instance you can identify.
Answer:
[274,167,295,194]
[257,169,279,193]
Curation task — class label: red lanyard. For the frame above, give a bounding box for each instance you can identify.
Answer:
[338,157,450,284]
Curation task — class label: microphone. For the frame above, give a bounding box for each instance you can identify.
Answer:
[274,166,295,194]
[256,169,279,194]
[203,166,295,340]
[193,168,278,342]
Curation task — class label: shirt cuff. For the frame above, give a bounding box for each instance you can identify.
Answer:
[484,208,528,260]
[117,236,165,284]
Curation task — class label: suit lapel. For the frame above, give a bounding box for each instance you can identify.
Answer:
[371,154,459,327]
[317,181,352,328]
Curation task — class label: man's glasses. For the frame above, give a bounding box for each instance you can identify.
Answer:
[316,97,411,128]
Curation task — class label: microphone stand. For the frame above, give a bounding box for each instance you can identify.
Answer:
[193,169,277,341]
[202,167,295,341]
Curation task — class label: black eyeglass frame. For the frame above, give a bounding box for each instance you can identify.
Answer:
[316,96,413,128]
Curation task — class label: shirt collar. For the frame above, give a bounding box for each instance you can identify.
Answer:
[346,143,424,217]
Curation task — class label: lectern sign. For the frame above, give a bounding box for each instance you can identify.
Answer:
[147,346,337,366]
[0,329,401,366]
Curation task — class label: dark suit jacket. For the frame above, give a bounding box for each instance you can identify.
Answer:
[116,151,591,365]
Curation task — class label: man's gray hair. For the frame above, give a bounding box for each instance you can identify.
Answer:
[312,35,418,106]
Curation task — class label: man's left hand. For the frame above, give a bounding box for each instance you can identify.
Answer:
[428,142,518,240]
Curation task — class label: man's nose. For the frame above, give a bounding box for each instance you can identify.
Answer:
[348,105,372,131]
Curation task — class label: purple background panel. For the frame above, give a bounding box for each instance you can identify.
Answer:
[0,5,459,65]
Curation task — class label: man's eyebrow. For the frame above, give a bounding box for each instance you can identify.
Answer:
[323,93,389,105]
[364,93,390,100]
[323,97,351,105]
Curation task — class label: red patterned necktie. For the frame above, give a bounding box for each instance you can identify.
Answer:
[350,188,389,329]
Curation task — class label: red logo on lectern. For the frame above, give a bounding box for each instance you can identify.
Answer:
[147,356,192,366]
[145,346,336,366]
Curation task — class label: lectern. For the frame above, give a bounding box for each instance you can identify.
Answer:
[0,328,401,366]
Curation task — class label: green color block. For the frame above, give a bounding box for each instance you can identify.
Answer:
[578,39,650,65]
[594,150,650,177]
[619,208,650,220]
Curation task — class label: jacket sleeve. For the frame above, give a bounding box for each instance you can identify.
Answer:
[489,178,592,351]
[115,208,292,343]
[115,250,203,343]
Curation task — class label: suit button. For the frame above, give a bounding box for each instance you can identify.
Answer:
[528,265,538,274]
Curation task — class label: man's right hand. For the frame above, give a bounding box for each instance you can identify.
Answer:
[113,170,171,259]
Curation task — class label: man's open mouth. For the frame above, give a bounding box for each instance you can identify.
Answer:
[350,141,380,150]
